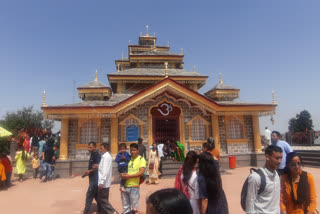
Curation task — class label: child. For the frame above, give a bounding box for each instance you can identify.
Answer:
[115,143,130,189]
[32,153,40,179]
[202,142,209,153]
[50,145,59,180]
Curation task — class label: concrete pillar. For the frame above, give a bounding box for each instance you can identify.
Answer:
[110,116,119,155]
[60,118,69,160]
[211,114,221,152]
[252,115,262,153]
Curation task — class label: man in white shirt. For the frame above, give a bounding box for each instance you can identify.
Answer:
[157,142,164,178]
[264,127,271,146]
[246,145,283,214]
[98,143,115,214]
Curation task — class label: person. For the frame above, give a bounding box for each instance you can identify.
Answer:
[83,141,101,214]
[146,188,193,214]
[147,143,161,184]
[23,136,31,154]
[207,137,220,161]
[157,142,165,177]
[179,151,200,214]
[15,147,30,182]
[31,135,39,155]
[0,153,12,187]
[97,143,115,214]
[0,159,6,188]
[38,137,46,158]
[202,143,209,153]
[120,143,146,214]
[42,142,54,182]
[32,153,40,179]
[198,152,229,214]
[264,127,271,146]
[115,143,130,189]
[271,131,293,175]
[280,152,317,214]
[173,140,185,162]
[39,137,47,180]
[137,138,146,159]
[245,145,283,214]
[50,145,59,180]
[163,140,172,159]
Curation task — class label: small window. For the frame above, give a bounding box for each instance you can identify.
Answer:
[228,118,243,139]
[80,120,98,144]
[191,118,206,141]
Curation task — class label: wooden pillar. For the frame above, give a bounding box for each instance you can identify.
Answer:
[179,114,185,145]
[148,115,153,146]
[211,114,221,152]
[60,118,69,160]
[252,114,262,153]
[117,82,122,94]
[110,116,119,155]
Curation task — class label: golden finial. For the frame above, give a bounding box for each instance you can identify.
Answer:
[193,65,196,73]
[117,64,120,72]
[129,40,131,45]
[272,89,276,104]
[167,41,170,47]
[219,73,223,84]
[121,52,124,60]
[165,62,168,78]
[42,90,47,107]
[95,69,98,82]
[146,25,149,36]
[129,47,132,55]
[180,48,183,55]
[153,39,156,50]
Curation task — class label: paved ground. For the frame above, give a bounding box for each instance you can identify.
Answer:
[1,166,320,214]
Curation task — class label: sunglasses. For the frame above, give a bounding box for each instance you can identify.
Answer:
[290,162,301,167]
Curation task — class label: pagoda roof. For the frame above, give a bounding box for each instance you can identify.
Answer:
[108,68,207,77]
[131,51,181,56]
[77,80,109,89]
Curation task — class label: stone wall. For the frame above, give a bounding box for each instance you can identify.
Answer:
[219,116,227,154]
[68,119,78,159]
[244,115,254,152]
[227,143,249,154]
[101,118,111,145]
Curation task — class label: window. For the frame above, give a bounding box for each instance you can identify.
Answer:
[80,120,98,144]
[228,118,243,139]
[191,118,206,141]
[120,114,144,142]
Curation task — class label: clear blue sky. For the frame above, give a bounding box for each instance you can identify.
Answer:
[1,0,319,134]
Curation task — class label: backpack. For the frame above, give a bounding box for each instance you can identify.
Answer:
[240,168,266,211]
[174,166,190,199]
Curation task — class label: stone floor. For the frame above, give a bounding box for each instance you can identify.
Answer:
[1,166,320,213]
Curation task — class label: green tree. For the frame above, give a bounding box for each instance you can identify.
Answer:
[0,106,54,137]
[288,110,313,132]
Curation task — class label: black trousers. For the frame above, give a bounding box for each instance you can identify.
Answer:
[84,177,99,214]
[97,187,115,214]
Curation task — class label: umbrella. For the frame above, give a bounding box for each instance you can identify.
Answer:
[0,127,12,137]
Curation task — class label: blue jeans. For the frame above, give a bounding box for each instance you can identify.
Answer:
[121,187,140,214]
[6,172,12,186]
[42,162,51,181]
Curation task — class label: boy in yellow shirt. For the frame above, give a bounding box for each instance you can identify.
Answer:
[120,143,146,214]
[32,153,40,179]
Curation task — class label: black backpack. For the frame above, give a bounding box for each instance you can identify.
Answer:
[240,168,266,211]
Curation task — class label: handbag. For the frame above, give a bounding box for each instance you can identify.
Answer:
[149,163,154,170]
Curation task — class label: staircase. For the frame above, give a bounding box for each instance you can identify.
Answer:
[161,159,183,178]
[295,150,320,167]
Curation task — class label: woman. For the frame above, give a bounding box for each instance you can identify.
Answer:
[146,188,193,214]
[173,140,185,162]
[176,151,200,214]
[280,152,317,214]
[15,147,30,182]
[147,142,161,184]
[198,152,228,214]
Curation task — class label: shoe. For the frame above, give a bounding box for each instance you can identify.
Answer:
[19,179,23,182]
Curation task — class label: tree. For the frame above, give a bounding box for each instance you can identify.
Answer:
[288,110,313,133]
[0,106,54,137]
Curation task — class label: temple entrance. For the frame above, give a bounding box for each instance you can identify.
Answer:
[151,101,181,144]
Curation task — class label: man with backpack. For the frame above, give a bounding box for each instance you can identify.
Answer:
[120,143,146,214]
[243,145,283,214]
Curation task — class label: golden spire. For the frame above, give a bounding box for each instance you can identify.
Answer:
[180,48,183,55]
[272,89,276,104]
[219,73,223,84]
[193,65,196,73]
[153,39,156,50]
[165,62,168,78]
[167,41,170,47]
[129,40,131,45]
[95,69,98,82]
[129,47,132,55]
[146,25,149,36]
[117,64,120,72]
[42,90,47,107]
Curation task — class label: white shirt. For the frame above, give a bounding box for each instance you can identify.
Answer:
[264,129,271,140]
[246,167,280,214]
[98,151,113,188]
[157,144,164,158]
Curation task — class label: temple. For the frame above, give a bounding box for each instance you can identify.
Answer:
[42,26,276,167]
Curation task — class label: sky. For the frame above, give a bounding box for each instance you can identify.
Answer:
[0,0,319,134]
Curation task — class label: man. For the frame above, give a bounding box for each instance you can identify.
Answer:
[246,145,283,214]
[121,143,146,214]
[157,142,164,177]
[97,143,115,214]
[137,138,146,159]
[264,127,271,146]
[42,141,54,182]
[271,131,293,175]
[207,137,220,160]
[83,141,101,214]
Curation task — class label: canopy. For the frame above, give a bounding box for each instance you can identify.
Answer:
[0,127,12,137]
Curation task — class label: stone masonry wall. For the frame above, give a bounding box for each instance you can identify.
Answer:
[68,119,78,160]
[219,116,227,154]
[244,115,254,152]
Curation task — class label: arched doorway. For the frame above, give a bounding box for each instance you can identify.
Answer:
[151,101,181,144]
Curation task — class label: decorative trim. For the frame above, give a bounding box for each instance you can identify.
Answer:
[226,139,248,144]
